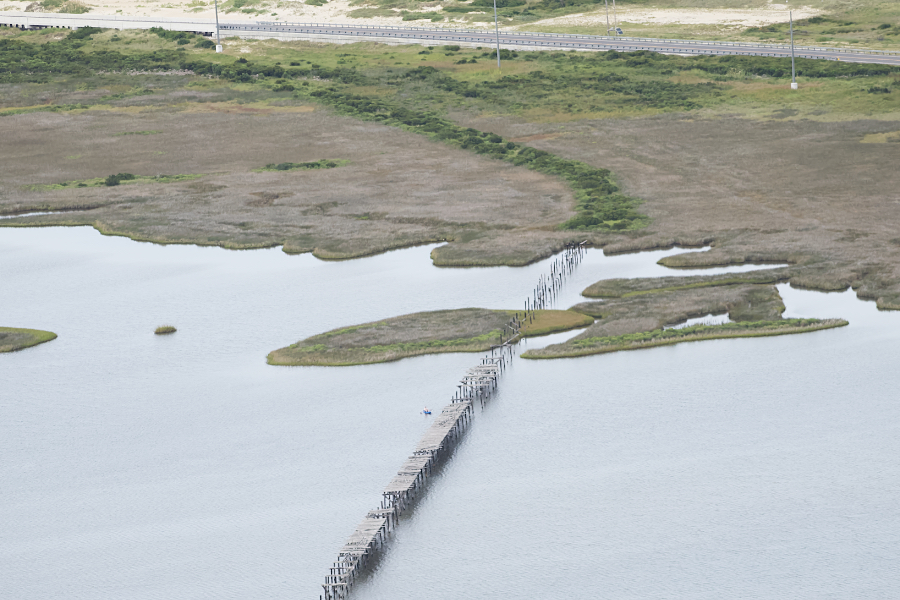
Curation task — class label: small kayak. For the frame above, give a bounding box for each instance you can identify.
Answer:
[422,409,432,415]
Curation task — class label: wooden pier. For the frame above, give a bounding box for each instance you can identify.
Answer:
[320,243,586,600]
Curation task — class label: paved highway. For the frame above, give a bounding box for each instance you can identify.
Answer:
[226,21,900,66]
[4,12,900,65]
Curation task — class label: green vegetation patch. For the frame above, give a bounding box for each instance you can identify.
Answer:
[268,308,590,366]
[28,173,205,191]
[523,318,847,359]
[0,327,57,353]
[257,159,348,172]
[37,0,91,13]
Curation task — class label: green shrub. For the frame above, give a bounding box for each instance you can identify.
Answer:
[104,172,135,186]
[471,0,525,6]
[68,26,102,40]
[262,160,341,171]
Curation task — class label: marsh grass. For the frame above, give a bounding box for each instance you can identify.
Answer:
[256,159,348,172]
[523,318,848,358]
[267,308,591,365]
[28,173,205,191]
[0,327,57,352]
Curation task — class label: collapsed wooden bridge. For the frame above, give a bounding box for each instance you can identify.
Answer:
[321,355,506,600]
[320,243,586,600]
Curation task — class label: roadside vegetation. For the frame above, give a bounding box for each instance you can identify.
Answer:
[0,327,57,352]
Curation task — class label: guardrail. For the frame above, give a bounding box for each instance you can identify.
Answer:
[249,21,900,57]
[4,11,899,58]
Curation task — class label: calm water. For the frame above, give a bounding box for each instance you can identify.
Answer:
[1,226,897,599]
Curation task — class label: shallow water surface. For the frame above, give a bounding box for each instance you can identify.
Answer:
[1,226,895,599]
[355,285,900,600]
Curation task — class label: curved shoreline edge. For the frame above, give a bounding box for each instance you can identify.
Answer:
[521,318,848,359]
[0,327,57,353]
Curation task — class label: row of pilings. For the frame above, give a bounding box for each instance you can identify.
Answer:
[321,241,587,600]
[525,242,587,320]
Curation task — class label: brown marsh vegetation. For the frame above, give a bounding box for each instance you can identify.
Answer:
[524,275,847,358]
[3,27,900,325]
[472,114,900,309]
[0,108,576,261]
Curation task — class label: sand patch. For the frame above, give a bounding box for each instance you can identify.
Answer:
[526,5,823,29]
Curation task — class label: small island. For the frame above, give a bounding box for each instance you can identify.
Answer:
[0,327,57,353]
[155,325,177,335]
[523,272,847,359]
[268,308,593,366]
[269,269,849,366]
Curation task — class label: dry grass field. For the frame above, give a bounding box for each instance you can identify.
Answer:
[465,113,900,308]
[0,107,577,261]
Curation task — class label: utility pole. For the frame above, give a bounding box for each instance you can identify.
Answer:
[214,0,222,53]
[612,0,618,34]
[493,0,501,70]
[605,0,610,35]
[790,10,797,89]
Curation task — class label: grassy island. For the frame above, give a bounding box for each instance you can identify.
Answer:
[268,308,592,366]
[0,327,57,353]
[523,275,847,359]
[523,319,848,359]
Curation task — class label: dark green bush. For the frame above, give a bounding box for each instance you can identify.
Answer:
[471,0,525,7]
[68,26,102,40]
[264,160,339,171]
[104,172,135,186]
